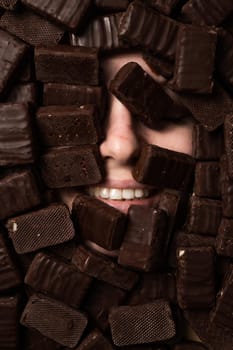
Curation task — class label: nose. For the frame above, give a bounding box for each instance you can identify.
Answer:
[100,94,140,165]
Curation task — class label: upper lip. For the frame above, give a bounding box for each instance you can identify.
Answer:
[89,179,155,190]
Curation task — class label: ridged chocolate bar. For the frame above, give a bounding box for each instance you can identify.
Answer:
[185,196,222,235]
[40,145,104,188]
[109,300,176,346]
[0,0,18,10]
[6,203,75,254]
[72,193,126,250]
[20,294,88,347]
[0,169,41,220]
[37,105,102,147]
[72,245,138,290]
[176,246,215,309]
[176,232,216,249]
[25,252,92,307]
[119,1,179,61]
[5,83,37,105]
[0,295,20,349]
[110,62,183,129]
[224,114,233,179]
[94,0,131,11]
[148,0,183,15]
[216,218,233,258]
[35,46,99,85]
[193,161,220,198]
[118,206,168,271]
[0,29,28,96]
[77,329,113,350]
[132,144,195,191]
[0,8,64,46]
[158,189,182,234]
[21,0,92,32]
[169,25,217,94]
[220,155,233,217]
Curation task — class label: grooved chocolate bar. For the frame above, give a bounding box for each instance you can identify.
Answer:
[132,144,195,191]
[217,30,233,94]
[224,114,233,179]
[94,0,131,11]
[0,169,41,220]
[72,245,138,290]
[21,0,92,32]
[119,1,179,60]
[20,294,88,347]
[0,295,20,350]
[5,83,37,105]
[216,218,233,258]
[6,203,75,254]
[35,46,99,85]
[176,247,215,309]
[37,105,102,147]
[109,300,176,346]
[25,252,92,308]
[193,162,220,198]
[40,145,104,188]
[220,155,233,217]
[76,329,113,350]
[72,193,126,250]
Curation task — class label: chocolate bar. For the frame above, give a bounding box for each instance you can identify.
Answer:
[21,0,93,32]
[132,144,195,191]
[0,8,64,46]
[36,105,102,147]
[72,193,126,250]
[143,52,174,79]
[110,62,184,129]
[176,247,215,309]
[169,25,217,94]
[48,240,76,261]
[216,218,233,258]
[193,161,220,198]
[25,252,92,307]
[216,30,233,94]
[94,0,131,11]
[158,189,182,233]
[119,1,179,61]
[20,294,88,347]
[220,155,233,217]
[40,145,104,188]
[35,46,99,85]
[118,206,168,271]
[0,0,19,10]
[224,114,233,179]
[0,295,20,349]
[6,203,75,254]
[23,329,63,350]
[176,232,216,249]
[0,29,28,96]
[148,0,184,15]
[76,329,113,349]
[185,196,222,235]
[109,300,176,346]
[173,342,208,349]
[72,245,138,290]
[5,83,37,105]
[0,169,41,220]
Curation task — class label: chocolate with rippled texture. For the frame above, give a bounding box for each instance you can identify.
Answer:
[220,155,233,217]
[216,218,233,258]
[21,0,92,32]
[94,0,131,11]
[224,114,233,179]
[193,161,220,198]
[0,295,20,350]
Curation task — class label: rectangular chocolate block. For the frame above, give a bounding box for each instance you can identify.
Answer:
[216,30,233,94]
[20,294,88,347]
[148,0,183,15]
[36,105,102,147]
[193,161,220,198]
[176,246,215,309]
[6,203,75,254]
[35,46,99,85]
[0,103,35,166]
[25,252,92,308]
[220,155,233,217]
[72,193,126,250]
[0,8,64,46]
[0,29,28,96]
[0,295,20,349]
[21,0,92,32]
[169,25,217,94]
[224,114,233,179]
[216,218,233,258]
[5,83,37,105]
[176,232,216,249]
[94,0,131,11]
[72,245,138,290]
[119,1,180,61]
[132,144,195,192]
[158,189,182,233]
[40,145,104,188]
[109,300,176,346]
[76,329,113,350]
[185,196,222,235]
[0,169,41,220]
[118,206,168,271]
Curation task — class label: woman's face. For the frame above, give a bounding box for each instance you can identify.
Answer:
[61,53,194,215]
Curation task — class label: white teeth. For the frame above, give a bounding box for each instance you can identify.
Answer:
[88,187,151,200]
[99,187,109,198]
[109,188,122,200]
[122,189,134,200]
[134,188,143,198]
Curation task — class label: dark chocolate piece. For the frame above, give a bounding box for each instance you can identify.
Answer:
[72,245,138,290]
[119,1,180,61]
[185,196,222,236]
[0,295,20,349]
[110,62,184,129]
[148,0,184,15]
[169,25,217,94]
[132,144,195,191]
[36,105,102,147]
[48,240,76,261]
[20,294,88,347]
[21,0,92,32]
[0,8,64,46]
[176,246,215,309]
[6,203,75,254]
[0,169,41,220]
[118,206,168,271]
[94,0,131,11]
[76,329,113,350]
[224,114,233,179]
[216,218,233,258]
[158,189,182,234]
[0,0,19,10]
[40,145,104,188]
[23,329,63,350]
[5,83,37,105]
[193,161,220,198]
[176,232,216,249]
[35,46,99,85]
[174,342,208,349]
[143,52,174,80]
[72,193,126,250]
[220,155,233,217]
[109,300,176,346]
[25,252,92,307]
[216,30,233,94]
[0,29,28,96]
